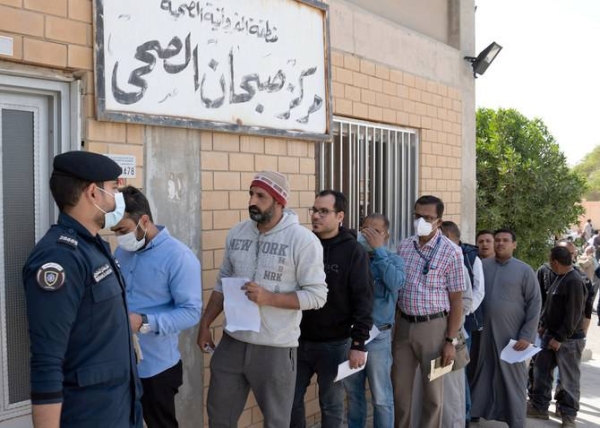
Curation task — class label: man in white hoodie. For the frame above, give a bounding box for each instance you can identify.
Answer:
[197,171,328,428]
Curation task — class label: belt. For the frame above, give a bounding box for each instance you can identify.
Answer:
[378,323,392,331]
[400,311,447,323]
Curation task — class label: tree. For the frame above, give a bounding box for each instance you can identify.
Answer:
[476,108,587,268]
[573,145,600,200]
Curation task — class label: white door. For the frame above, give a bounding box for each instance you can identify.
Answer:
[0,74,77,428]
[0,90,53,428]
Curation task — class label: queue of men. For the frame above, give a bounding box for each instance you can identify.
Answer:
[22,153,590,428]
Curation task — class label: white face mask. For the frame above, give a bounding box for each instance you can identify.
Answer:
[94,188,125,229]
[414,217,434,237]
[117,221,147,252]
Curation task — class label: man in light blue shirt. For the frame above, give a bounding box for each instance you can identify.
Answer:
[112,186,202,428]
[344,213,405,428]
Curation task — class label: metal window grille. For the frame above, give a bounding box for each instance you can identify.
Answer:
[316,117,419,248]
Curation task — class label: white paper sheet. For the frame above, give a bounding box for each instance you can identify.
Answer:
[334,352,368,382]
[365,325,381,345]
[500,339,542,364]
[428,357,454,381]
[222,277,261,333]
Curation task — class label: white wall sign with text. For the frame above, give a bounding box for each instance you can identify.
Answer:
[94,0,331,140]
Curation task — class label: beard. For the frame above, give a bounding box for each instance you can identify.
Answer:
[249,202,276,224]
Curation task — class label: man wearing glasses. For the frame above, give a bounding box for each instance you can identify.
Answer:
[392,195,466,428]
[291,190,373,428]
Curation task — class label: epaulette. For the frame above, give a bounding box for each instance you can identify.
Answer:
[57,235,79,248]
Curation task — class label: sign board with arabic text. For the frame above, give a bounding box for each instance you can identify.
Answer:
[94,0,331,140]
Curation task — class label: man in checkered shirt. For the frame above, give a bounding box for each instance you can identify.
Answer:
[392,195,466,428]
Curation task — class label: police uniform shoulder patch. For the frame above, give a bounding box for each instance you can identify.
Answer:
[36,262,66,291]
[57,235,78,248]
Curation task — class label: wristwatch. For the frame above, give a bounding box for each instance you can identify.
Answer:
[445,336,459,346]
[139,314,151,334]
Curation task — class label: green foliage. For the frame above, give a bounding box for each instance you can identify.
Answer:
[476,108,587,268]
[573,145,600,200]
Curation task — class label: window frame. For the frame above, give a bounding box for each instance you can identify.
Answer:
[0,72,79,423]
[315,116,419,248]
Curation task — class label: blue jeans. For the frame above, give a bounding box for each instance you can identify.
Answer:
[290,339,348,428]
[530,334,585,417]
[344,329,393,428]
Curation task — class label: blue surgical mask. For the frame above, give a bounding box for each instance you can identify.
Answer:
[357,231,374,253]
[94,188,125,229]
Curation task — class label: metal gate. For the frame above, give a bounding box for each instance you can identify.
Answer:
[316,117,419,248]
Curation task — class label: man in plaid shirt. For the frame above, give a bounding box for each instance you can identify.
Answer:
[392,195,466,428]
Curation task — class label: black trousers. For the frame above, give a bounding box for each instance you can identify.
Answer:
[141,360,183,428]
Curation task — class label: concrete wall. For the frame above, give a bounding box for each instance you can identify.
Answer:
[145,127,204,428]
[342,0,450,45]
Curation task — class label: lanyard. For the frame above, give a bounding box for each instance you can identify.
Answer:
[413,236,441,275]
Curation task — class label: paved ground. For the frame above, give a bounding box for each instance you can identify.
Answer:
[474,314,600,428]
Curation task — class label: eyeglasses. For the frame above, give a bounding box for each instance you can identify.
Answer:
[413,213,438,223]
[309,207,338,217]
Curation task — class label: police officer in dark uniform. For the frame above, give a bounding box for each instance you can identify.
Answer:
[23,151,143,428]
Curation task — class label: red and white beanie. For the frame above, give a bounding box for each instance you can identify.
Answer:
[251,171,290,206]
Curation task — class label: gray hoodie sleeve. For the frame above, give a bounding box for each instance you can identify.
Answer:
[295,232,328,310]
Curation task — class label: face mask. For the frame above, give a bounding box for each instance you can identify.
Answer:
[357,231,374,253]
[94,188,125,229]
[117,221,147,252]
[414,217,434,237]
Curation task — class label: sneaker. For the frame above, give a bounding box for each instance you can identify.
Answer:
[527,402,550,420]
[561,415,576,427]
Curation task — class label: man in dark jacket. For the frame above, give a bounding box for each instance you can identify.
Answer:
[528,246,586,428]
[290,190,374,428]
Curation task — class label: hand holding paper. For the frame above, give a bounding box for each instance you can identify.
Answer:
[500,339,541,364]
[222,277,261,333]
[334,352,369,382]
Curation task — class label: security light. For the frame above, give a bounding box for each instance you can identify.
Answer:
[464,42,503,77]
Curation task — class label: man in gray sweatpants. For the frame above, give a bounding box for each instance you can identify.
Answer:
[197,171,328,428]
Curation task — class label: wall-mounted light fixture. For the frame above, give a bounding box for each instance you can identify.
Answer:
[464,42,502,77]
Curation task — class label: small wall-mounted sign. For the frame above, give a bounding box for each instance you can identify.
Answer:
[0,36,13,57]
[104,154,136,178]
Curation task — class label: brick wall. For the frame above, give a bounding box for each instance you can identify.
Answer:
[0,1,466,425]
[331,50,464,221]
[0,0,145,188]
[197,52,467,427]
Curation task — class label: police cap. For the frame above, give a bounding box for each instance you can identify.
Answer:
[53,151,122,182]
